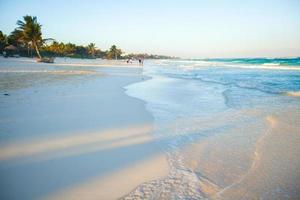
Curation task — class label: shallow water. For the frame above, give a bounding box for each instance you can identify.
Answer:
[124,59,300,199]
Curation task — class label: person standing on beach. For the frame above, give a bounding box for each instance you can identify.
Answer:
[138,58,144,66]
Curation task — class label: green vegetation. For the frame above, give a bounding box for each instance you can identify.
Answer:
[16,16,44,59]
[106,45,122,60]
[87,43,96,58]
[41,41,103,59]
[1,15,177,60]
[0,31,8,51]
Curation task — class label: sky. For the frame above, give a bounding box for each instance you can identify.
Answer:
[0,0,299,58]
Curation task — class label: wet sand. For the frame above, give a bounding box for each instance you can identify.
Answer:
[181,109,300,199]
[217,112,300,200]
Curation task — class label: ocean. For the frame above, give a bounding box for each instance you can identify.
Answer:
[124,58,300,199]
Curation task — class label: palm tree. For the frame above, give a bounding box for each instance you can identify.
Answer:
[65,43,76,55]
[87,43,96,57]
[0,31,8,52]
[107,45,122,60]
[16,15,43,59]
[7,29,23,46]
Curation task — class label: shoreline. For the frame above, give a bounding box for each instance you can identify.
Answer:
[1,57,299,199]
[180,110,300,200]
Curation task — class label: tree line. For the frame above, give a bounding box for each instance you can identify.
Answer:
[0,15,176,60]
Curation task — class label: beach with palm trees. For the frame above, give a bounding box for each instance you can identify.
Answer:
[1,1,300,199]
[0,16,175,61]
[0,17,173,198]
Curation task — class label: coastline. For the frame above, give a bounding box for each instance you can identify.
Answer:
[120,59,300,199]
[1,2,299,199]
[1,57,299,199]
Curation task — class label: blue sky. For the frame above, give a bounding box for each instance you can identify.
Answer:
[0,0,299,58]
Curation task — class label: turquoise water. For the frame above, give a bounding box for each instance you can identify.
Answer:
[200,57,300,66]
[124,59,300,199]
[126,59,300,135]
[148,59,300,94]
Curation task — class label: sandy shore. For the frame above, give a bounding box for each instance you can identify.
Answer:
[217,112,300,199]
[181,108,300,199]
[44,154,169,200]
[0,58,169,200]
[1,57,299,200]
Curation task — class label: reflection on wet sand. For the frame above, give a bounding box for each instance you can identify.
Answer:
[122,107,300,200]
[179,112,300,200]
[217,114,300,199]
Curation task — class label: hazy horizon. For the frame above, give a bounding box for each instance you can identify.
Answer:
[0,0,300,58]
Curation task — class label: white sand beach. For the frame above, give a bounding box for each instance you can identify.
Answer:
[0,57,299,200]
[1,1,300,199]
[0,57,169,200]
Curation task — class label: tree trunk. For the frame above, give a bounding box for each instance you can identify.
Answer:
[33,42,41,59]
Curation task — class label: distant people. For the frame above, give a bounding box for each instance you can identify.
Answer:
[138,58,144,66]
[126,58,132,64]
